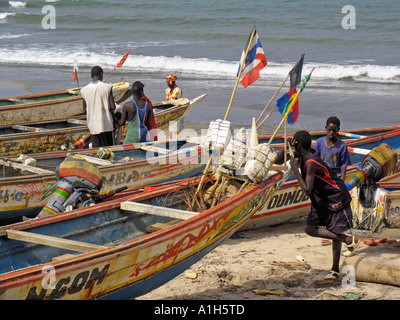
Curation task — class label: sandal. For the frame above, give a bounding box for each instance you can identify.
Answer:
[363,238,377,246]
[324,270,339,280]
[343,235,360,257]
[321,238,331,246]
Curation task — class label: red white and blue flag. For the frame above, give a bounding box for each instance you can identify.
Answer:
[238,29,267,88]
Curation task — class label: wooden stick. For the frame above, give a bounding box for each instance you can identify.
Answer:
[103,67,115,82]
[5,229,108,253]
[255,73,289,125]
[267,67,315,147]
[193,26,257,201]
[256,106,277,129]
[224,26,257,121]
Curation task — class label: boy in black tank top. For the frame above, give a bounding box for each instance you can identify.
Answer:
[277,130,360,280]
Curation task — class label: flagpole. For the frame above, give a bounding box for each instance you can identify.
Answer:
[267,67,315,147]
[75,73,80,90]
[104,49,131,82]
[104,68,115,82]
[193,26,257,202]
[223,26,257,121]
[255,73,289,126]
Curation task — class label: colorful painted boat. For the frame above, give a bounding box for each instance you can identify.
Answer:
[0,139,206,223]
[0,165,292,300]
[241,128,400,230]
[0,94,206,156]
[0,82,132,126]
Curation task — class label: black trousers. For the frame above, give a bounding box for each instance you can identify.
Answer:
[91,131,114,148]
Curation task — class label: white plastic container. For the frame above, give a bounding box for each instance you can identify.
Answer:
[204,119,232,153]
[243,143,277,183]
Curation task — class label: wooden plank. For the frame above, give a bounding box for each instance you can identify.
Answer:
[5,229,109,253]
[140,145,170,155]
[67,119,87,125]
[145,219,181,233]
[121,201,198,220]
[73,154,113,166]
[0,160,54,175]
[11,124,50,132]
[145,223,172,233]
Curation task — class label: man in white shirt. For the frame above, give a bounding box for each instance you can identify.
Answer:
[81,66,116,147]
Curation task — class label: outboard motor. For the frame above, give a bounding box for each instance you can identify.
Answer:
[39,156,104,216]
[345,143,397,207]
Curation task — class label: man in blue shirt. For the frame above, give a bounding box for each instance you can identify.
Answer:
[314,116,351,180]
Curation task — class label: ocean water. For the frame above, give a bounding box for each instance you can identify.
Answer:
[0,0,399,130]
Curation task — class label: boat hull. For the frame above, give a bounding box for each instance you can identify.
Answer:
[0,82,132,126]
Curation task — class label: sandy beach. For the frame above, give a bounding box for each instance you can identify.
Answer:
[138,215,400,301]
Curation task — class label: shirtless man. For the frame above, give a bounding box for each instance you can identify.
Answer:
[118,81,154,143]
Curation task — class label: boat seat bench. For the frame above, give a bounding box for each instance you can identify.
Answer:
[120,201,198,220]
[2,229,109,253]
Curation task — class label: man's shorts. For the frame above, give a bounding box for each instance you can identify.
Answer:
[306,206,353,234]
[91,131,114,148]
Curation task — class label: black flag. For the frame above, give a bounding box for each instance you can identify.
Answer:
[289,53,305,89]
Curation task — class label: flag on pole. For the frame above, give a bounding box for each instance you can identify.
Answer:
[238,29,267,88]
[289,53,305,89]
[72,56,78,81]
[276,69,313,124]
[115,49,131,69]
[276,87,299,125]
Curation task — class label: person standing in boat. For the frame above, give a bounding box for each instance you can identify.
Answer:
[276,130,360,280]
[118,81,155,143]
[81,66,116,147]
[165,74,183,101]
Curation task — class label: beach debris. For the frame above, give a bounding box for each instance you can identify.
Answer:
[272,260,311,271]
[255,289,285,296]
[345,294,362,300]
[296,255,306,263]
[363,238,397,246]
[185,272,198,279]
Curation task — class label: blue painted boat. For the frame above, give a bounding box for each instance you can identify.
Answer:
[0,139,206,224]
[0,167,290,300]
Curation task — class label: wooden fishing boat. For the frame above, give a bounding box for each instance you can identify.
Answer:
[0,165,292,300]
[241,128,400,230]
[0,94,206,156]
[0,139,206,224]
[0,82,132,126]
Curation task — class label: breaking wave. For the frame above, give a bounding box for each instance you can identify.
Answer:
[0,48,399,84]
